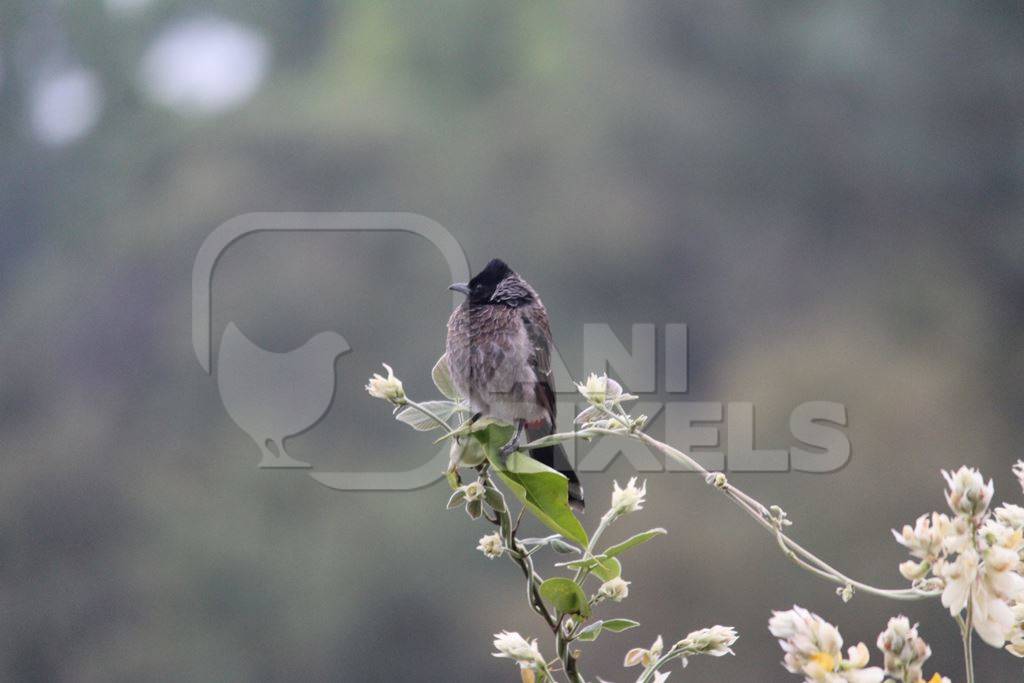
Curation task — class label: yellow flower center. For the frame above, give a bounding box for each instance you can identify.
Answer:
[809,651,836,671]
[922,674,944,683]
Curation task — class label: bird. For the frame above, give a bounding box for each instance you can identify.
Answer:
[217,321,350,468]
[445,258,584,511]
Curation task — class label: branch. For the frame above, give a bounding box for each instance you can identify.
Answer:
[521,425,938,603]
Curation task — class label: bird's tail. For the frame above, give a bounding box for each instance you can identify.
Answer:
[527,426,585,512]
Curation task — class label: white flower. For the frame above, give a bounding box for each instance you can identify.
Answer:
[492,631,546,669]
[575,372,622,405]
[1014,460,1024,495]
[611,477,647,516]
[1005,602,1024,657]
[677,625,738,657]
[598,577,631,602]
[980,517,1021,548]
[892,512,949,562]
[893,512,952,581]
[939,547,977,612]
[477,532,504,559]
[769,606,884,683]
[939,538,1024,647]
[624,635,663,668]
[876,615,931,681]
[365,363,406,404]
[574,373,639,425]
[942,466,993,520]
[462,480,485,503]
[996,503,1024,530]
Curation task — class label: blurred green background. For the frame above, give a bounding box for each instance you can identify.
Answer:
[1,1,1023,680]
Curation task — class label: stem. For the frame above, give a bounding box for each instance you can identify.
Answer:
[640,431,933,600]
[959,520,980,683]
[636,649,687,683]
[958,607,975,683]
[479,468,583,682]
[573,511,616,585]
[520,426,938,602]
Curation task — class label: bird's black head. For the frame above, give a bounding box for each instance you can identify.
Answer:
[450,259,531,306]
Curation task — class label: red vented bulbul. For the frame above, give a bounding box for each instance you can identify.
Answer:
[446,259,585,511]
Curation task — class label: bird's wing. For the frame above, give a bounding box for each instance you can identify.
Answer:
[522,304,557,425]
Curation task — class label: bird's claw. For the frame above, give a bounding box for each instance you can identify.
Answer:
[498,438,521,460]
[499,419,526,462]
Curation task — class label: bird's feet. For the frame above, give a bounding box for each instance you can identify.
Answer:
[456,411,484,446]
[498,420,525,460]
[498,438,520,460]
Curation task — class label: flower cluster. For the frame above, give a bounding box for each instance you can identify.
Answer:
[623,626,738,680]
[876,616,931,683]
[770,608,952,683]
[368,361,1024,680]
[893,465,1024,647]
[769,605,883,682]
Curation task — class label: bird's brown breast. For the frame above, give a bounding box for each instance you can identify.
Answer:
[445,303,545,422]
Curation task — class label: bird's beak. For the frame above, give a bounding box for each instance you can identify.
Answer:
[448,282,471,295]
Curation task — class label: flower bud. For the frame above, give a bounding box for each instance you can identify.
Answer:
[876,615,931,681]
[365,363,406,405]
[677,625,738,657]
[492,631,546,669]
[942,466,993,520]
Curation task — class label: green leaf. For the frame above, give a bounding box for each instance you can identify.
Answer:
[554,529,666,574]
[574,618,640,642]
[446,489,466,509]
[518,535,580,555]
[603,528,667,558]
[435,415,500,444]
[590,556,622,582]
[449,436,487,469]
[539,577,590,617]
[519,535,561,546]
[554,557,600,571]
[476,425,588,548]
[483,485,506,512]
[432,355,461,400]
[549,538,580,555]
[553,554,618,574]
[601,619,640,633]
[574,620,604,642]
[396,401,458,431]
